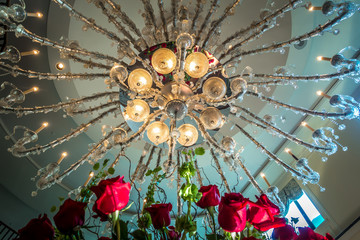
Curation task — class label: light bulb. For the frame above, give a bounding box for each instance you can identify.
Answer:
[56,62,65,70]
[33,50,40,55]
[147,121,169,145]
[316,90,323,96]
[203,77,227,100]
[151,48,177,74]
[177,124,198,146]
[126,99,150,122]
[317,56,323,61]
[200,107,225,130]
[184,52,209,78]
[128,68,153,93]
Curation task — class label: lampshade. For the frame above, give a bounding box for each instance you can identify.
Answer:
[126,99,150,122]
[128,68,153,93]
[110,64,128,83]
[147,121,169,145]
[203,77,227,100]
[200,107,225,130]
[151,48,177,74]
[184,52,209,78]
[177,124,198,146]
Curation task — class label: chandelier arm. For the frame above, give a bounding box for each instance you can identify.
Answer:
[0,92,119,115]
[235,107,333,152]
[202,90,245,107]
[210,149,231,193]
[220,0,301,46]
[0,62,109,80]
[237,115,268,130]
[52,0,124,44]
[223,9,352,65]
[130,148,148,185]
[166,120,176,174]
[156,148,162,168]
[194,0,220,46]
[191,0,205,31]
[145,146,157,169]
[190,111,268,194]
[232,156,264,195]
[191,66,223,92]
[67,54,113,70]
[11,107,119,157]
[218,22,274,61]
[202,0,243,49]
[176,151,182,215]
[194,157,203,187]
[140,0,159,42]
[47,124,122,187]
[13,25,119,62]
[246,91,354,119]
[70,101,122,116]
[95,1,142,52]
[102,0,149,48]
[235,124,321,183]
[157,0,169,42]
[171,0,179,29]
[109,150,124,169]
[240,70,355,86]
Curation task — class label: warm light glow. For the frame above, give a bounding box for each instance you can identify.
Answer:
[56,62,65,70]
[184,52,209,78]
[151,48,177,74]
[301,121,307,126]
[84,172,95,186]
[309,6,314,11]
[285,148,291,153]
[177,124,198,146]
[34,122,48,134]
[33,50,40,55]
[36,12,43,18]
[57,152,68,164]
[126,99,150,122]
[21,50,40,56]
[316,90,323,96]
[317,56,323,61]
[147,121,169,145]
[27,12,44,18]
[128,68,153,93]
[260,173,265,178]
[260,172,271,187]
[23,86,39,95]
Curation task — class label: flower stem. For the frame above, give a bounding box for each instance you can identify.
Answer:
[116,219,121,240]
[207,207,217,240]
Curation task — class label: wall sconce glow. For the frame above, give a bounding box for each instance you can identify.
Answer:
[27,12,43,18]
[23,86,39,95]
[21,50,40,57]
[57,152,68,165]
[35,122,48,134]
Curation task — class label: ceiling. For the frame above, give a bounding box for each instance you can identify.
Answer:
[0,0,359,238]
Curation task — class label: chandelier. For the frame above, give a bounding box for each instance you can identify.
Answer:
[0,0,359,215]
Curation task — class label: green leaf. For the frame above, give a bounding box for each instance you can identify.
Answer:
[130,230,147,240]
[103,159,110,167]
[50,206,57,212]
[121,202,134,212]
[145,169,152,176]
[58,197,64,202]
[119,220,129,240]
[108,167,115,175]
[195,147,205,155]
[153,166,162,173]
[93,163,100,171]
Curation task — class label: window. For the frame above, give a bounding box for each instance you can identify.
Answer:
[286,190,324,229]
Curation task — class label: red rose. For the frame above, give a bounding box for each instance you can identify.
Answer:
[90,176,131,219]
[145,203,172,229]
[16,214,54,240]
[325,233,335,240]
[218,193,248,232]
[272,224,298,240]
[196,185,221,209]
[297,227,325,240]
[53,198,87,233]
[168,226,181,240]
[247,194,286,231]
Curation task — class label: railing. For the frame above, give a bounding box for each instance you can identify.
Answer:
[0,221,18,240]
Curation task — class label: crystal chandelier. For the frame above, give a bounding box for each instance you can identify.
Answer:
[0,0,359,213]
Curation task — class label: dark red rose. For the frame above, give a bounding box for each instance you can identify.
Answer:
[325,233,335,240]
[196,185,221,209]
[242,237,261,240]
[16,214,54,240]
[218,193,248,232]
[90,176,131,219]
[272,224,298,240]
[247,194,286,231]
[297,227,325,240]
[145,203,172,229]
[168,226,181,240]
[53,198,87,234]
